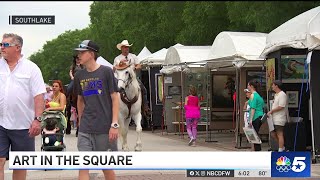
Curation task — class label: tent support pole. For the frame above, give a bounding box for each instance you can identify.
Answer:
[206,67,209,141]
[180,65,184,138]
[309,62,316,162]
[235,67,241,148]
[161,72,166,135]
[147,66,154,132]
[205,66,218,143]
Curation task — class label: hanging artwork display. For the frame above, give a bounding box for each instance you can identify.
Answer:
[280,55,307,83]
[266,58,275,91]
[155,74,163,105]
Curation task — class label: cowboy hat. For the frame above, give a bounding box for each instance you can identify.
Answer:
[116,40,133,50]
[114,59,130,70]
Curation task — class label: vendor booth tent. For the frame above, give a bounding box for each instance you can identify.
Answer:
[160,46,211,74]
[206,31,267,68]
[140,47,168,131]
[163,46,211,65]
[204,31,267,147]
[141,43,183,66]
[141,48,167,66]
[137,46,152,62]
[259,6,320,162]
[160,46,211,136]
[139,44,183,131]
[260,6,320,57]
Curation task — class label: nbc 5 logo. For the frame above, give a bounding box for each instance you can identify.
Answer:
[272,152,310,177]
[291,157,306,172]
[275,156,306,173]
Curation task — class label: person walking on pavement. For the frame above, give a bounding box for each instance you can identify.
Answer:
[0,33,46,180]
[74,40,119,180]
[67,55,84,95]
[267,80,289,152]
[247,80,265,151]
[45,80,67,112]
[184,85,201,147]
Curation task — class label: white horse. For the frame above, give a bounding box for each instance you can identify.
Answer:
[114,64,142,151]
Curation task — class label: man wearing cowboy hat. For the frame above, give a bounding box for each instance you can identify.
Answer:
[113,39,141,71]
[114,40,150,126]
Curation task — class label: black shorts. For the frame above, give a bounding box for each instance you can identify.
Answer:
[0,126,35,159]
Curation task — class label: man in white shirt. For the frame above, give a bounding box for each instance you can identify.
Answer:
[0,33,46,180]
[113,40,150,126]
[113,39,141,71]
[267,80,289,152]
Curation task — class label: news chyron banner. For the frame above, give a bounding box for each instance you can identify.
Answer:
[9,151,311,178]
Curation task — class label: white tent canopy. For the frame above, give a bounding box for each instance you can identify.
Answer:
[141,48,167,66]
[96,56,113,68]
[163,46,211,65]
[137,46,152,61]
[141,43,183,66]
[160,46,211,74]
[205,31,267,69]
[261,6,320,57]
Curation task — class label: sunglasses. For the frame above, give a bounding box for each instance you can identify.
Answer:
[78,44,97,52]
[0,42,17,48]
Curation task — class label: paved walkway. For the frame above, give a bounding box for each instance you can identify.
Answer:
[4,128,320,180]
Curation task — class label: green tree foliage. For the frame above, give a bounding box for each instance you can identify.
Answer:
[89,1,185,61]
[30,28,91,84]
[30,1,320,85]
[177,2,230,45]
[152,1,185,50]
[226,1,320,32]
[89,1,122,61]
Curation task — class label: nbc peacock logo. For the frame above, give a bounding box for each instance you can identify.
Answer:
[276,156,292,172]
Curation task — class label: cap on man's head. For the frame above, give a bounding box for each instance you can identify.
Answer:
[244,89,250,93]
[116,40,133,50]
[273,80,282,88]
[74,40,99,52]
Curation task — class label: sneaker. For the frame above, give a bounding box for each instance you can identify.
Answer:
[188,138,194,146]
[191,141,196,147]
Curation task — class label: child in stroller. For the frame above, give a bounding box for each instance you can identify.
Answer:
[43,118,60,146]
[41,111,67,151]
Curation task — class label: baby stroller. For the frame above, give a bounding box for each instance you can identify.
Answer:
[41,110,67,151]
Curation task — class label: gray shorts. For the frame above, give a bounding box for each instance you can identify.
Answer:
[273,125,284,132]
[0,125,35,159]
[77,132,118,151]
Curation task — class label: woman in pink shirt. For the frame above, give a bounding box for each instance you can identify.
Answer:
[184,86,200,146]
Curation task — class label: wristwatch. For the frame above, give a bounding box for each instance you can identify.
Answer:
[111,122,119,129]
[34,116,42,122]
